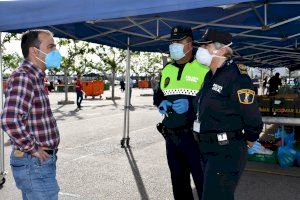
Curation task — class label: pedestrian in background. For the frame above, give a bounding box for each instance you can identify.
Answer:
[268,72,282,95]
[75,74,83,109]
[120,79,125,92]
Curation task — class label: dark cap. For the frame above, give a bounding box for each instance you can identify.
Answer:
[195,28,232,45]
[170,26,193,41]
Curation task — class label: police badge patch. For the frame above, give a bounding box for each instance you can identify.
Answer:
[237,89,255,104]
[164,77,170,88]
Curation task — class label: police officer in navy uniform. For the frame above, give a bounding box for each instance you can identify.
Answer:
[193,28,263,200]
[155,26,209,200]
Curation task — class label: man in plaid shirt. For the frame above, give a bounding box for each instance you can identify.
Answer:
[1,29,61,200]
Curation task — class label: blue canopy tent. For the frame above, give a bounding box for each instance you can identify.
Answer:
[1,0,300,185]
[0,0,259,186]
[1,0,299,69]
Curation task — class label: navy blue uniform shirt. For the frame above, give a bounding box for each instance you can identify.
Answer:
[196,60,263,142]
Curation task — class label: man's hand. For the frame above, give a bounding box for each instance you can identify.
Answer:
[246,141,255,148]
[32,147,50,162]
[172,99,189,114]
[158,100,172,115]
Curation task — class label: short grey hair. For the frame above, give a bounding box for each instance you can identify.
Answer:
[213,42,233,58]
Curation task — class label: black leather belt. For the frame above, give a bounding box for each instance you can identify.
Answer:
[194,131,243,143]
[165,126,192,135]
[44,149,58,155]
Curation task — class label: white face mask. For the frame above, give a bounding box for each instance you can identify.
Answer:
[169,42,192,61]
[196,42,232,66]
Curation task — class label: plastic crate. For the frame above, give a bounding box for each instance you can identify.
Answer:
[257,95,272,116]
[247,152,278,164]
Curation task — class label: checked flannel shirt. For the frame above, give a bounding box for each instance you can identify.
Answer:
[1,60,60,154]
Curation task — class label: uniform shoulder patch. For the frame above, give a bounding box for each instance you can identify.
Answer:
[237,89,255,104]
[237,64,248,75]
[164,77,170,88]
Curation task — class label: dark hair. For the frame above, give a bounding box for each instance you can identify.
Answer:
[21,29,53,58]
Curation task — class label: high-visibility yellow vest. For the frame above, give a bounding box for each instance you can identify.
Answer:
[160,60,209,96]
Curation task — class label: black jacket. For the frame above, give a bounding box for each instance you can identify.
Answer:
[196,60,263,142]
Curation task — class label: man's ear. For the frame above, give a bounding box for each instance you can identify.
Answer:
[29,46,38,57]
[218,47,227,56]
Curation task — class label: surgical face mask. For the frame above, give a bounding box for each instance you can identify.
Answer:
[169,42,192,61]
[196,42,232,66]
[35,48,62,69]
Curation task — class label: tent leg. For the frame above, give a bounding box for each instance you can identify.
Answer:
[121,37,131,148]
[0,32,7,186]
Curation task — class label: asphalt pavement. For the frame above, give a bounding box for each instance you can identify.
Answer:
[1,88,300,200]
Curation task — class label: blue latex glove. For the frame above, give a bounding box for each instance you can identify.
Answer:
[172,99,189,114]
[158,100,172,115]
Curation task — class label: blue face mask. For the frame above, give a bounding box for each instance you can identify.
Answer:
[169,42,191,61]
[36,48,62,69]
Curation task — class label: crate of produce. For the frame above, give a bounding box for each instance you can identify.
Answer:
[271,97,296,117]
[247,152,278,164]
[256,95,272,116]
[295,99,300,118]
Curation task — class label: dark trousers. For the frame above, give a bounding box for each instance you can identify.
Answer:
[196,133,247,200]
[166,130,204,200]
[76,91,83,108]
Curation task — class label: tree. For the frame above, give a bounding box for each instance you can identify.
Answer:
[140,52,164,79]
[91,45,126,100]
[1,33,21,77]
[2,53,22,76]
[130,51,142,80]
[57,39,92,103]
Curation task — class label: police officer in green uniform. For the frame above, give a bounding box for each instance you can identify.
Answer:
[155,26,209,200]
[193,28,263,200]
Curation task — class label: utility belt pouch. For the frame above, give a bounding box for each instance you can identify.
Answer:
[156,123,167,138]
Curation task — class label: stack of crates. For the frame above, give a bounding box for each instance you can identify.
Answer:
[271,94,299,117]
[257,95,272,116]
[257,94,300,117]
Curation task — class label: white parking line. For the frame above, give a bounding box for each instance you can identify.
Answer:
[59,192,81,198]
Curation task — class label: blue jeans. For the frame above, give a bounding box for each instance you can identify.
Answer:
[76,90,83,108]
[10,151,59,200]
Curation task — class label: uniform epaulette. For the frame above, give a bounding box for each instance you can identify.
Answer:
[236,64,249,75]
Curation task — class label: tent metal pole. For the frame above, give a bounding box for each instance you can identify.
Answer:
[82,18,155,40]
[243,44,294,58]
[156,19,159,37]
[162,17,261,30]
[240,42,297,51]
[233,33,281,41]
[127,17,156,37]
[264,3,268,26]
[287,32,300,40]
[0,32,7,186]
[269,16,300,29]
[249,46,300,56]
[270,1,300,5]
[121,37,131,148]
[235,41,271,51]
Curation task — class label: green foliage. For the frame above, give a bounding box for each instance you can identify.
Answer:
[2,52,22,74]
[91,45,127,78]
[57,39,92,75]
